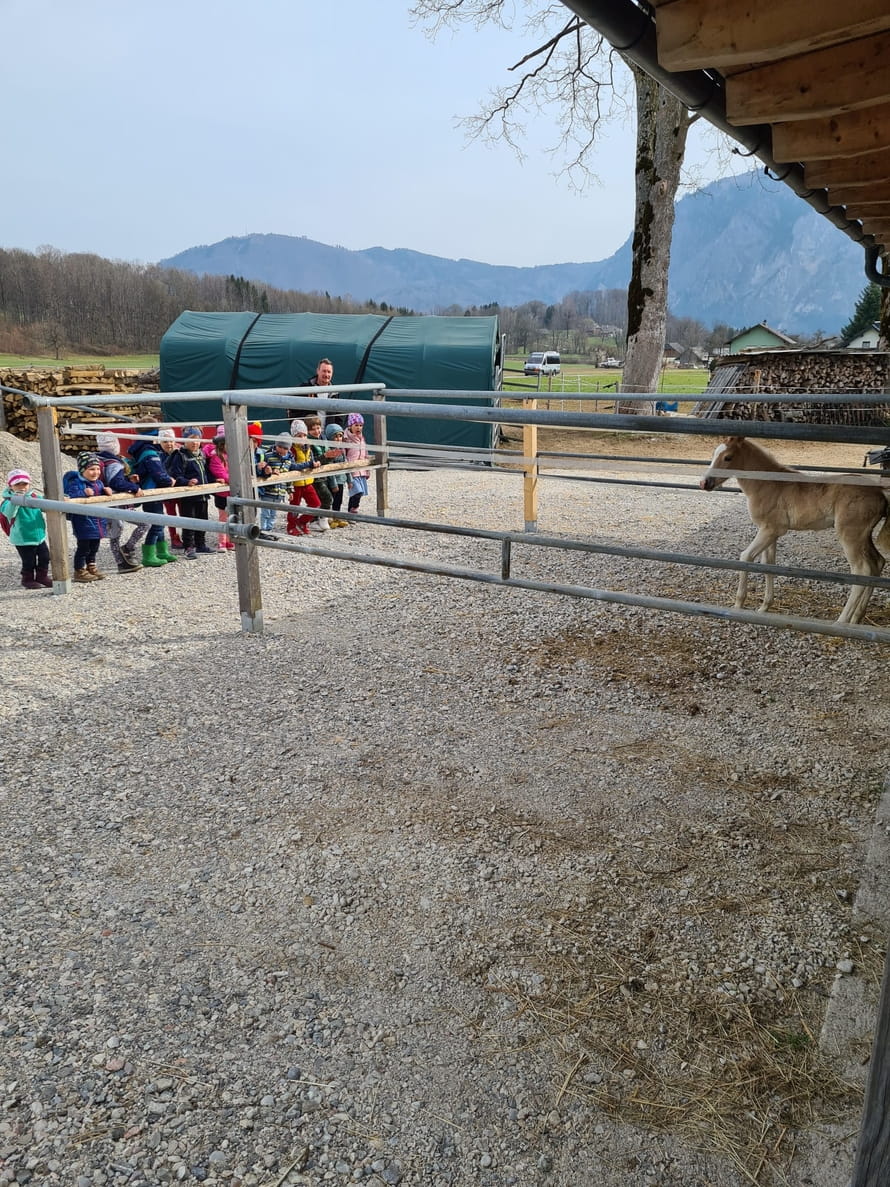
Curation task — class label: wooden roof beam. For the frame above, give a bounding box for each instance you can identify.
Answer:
[805,150,890,187]
[656,0,890,72]
[828,188,890,208]
[856,218,890,237]
[725,32,890,124]
[772,100,890,162]
[840,202,890,220]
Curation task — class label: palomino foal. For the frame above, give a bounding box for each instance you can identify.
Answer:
[700,436,890,623]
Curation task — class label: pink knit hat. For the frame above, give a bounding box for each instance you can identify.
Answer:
[7,469,30,486]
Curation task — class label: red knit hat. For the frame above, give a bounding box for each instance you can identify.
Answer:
[247,422,263,440]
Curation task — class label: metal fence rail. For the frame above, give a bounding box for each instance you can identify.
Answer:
[7,382,889,641]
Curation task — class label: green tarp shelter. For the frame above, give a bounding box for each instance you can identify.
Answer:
[160,311,502,449]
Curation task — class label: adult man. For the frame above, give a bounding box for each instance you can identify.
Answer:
[288,357,344,427]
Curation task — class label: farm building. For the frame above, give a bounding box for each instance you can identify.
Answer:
[160,310,503,451]
[725,322,797,354]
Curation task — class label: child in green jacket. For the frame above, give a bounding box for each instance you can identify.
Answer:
[1,469,52,589]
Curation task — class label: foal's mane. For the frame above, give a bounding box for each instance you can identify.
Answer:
[728,437,794,473]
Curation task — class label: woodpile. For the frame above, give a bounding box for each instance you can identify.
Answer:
[0,365,161,450]
[697,350,890,426]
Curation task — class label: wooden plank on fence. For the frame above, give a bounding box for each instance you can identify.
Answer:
[36,405,70,590]
[851,941,890,1186]
[522,397,538,532]
[223,403,264,635]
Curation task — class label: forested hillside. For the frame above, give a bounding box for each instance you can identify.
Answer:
[0,245,739,360]
[0,248,408,357]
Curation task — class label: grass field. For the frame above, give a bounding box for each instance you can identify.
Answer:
[502,356,710,397]
[0,353,159,370]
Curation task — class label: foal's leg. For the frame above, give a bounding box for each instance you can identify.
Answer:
[836,525,883,624]
[760,542,777,614]
[736,526,779,610]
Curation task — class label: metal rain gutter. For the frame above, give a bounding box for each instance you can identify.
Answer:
[559,0,887,279]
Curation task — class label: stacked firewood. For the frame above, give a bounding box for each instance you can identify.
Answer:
[0,365,161,446]
[701,351,890,427]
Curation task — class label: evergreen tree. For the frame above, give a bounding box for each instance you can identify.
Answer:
[840,283,880,345]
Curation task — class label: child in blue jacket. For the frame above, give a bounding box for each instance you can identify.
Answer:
[129,431,178,567]
[1,469,52,590]
[96,431,144,573]
[62,452,111,583]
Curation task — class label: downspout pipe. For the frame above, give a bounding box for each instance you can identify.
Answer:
[559,0,890,283]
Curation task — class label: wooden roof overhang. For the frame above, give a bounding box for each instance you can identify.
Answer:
[561,0,890,285]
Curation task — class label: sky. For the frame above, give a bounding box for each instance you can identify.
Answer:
[3,0,744,269]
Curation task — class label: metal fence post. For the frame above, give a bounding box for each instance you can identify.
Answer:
[372,389,388,514]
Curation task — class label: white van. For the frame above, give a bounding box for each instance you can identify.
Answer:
[523,350,561,376]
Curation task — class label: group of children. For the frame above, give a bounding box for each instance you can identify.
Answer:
[254,412,370,538]
[1,408,373,589]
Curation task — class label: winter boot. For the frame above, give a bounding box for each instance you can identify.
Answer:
[141,543,166,568]
[35,567,53,588]
[21,568,42,590]
[117,555,142,573]
[86,563,106,581]
[169,529,184,550]
[73,568,96,583]
[155,538,178,563]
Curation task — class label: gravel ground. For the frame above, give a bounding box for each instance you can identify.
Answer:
[1,431,888,1187]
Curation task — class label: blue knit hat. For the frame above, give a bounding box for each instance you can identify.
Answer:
[325,423,344,439]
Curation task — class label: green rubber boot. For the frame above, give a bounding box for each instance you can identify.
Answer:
[155,538,178,563]
[141,542,166,568]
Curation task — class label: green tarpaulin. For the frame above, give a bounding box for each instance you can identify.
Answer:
[160,311,502,449]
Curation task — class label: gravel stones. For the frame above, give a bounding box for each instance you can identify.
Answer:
[0,440,887,1186]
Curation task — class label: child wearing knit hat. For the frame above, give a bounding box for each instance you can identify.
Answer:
[62,454,113,582]
[96,432,145,573]
[344,413,371,517]
[166,427,213,558]
[1,470,53,590]
[204,426,234,551]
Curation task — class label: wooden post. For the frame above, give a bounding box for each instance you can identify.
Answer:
[522,396,538,533]
[372,389,388,514]
[36,404,70,591]
[851,941,890,1186]
[223,402,263,634]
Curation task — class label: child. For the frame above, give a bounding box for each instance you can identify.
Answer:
[167,426,212,559]
[306,416,331,533]
[284,421,321,536]
[257,431,295,537]
[96,431,145,573]
[1,469,52,589]
[324,423,349,528]
[129,429,179,566]
[62,452,111,583]
[156,428,183,550]
[344,413,371,516]
[204,425,234,551]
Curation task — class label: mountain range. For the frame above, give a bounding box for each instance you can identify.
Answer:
[160,173,868,334]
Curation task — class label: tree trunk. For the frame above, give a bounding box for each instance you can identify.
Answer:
[618,65,690,413]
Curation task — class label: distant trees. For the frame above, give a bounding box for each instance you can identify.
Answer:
[0,244,738,361]
[0,247,406,356]
[840,283,881,346]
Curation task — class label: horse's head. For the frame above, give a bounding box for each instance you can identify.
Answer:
[700,436,746,491]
